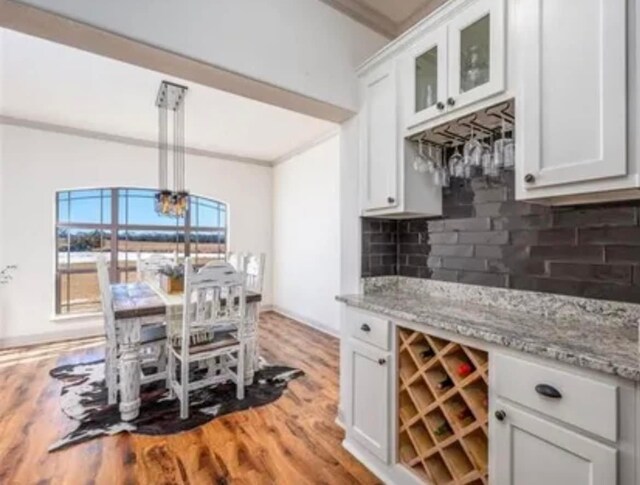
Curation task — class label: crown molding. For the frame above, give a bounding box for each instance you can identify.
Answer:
[0,115,274,168]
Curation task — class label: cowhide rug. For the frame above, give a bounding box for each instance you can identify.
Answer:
[48,360,304,452]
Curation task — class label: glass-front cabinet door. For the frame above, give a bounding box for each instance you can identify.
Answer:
[404,26,448,128]
[447,0,505,109]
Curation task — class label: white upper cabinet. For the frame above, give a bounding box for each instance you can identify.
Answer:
[404,0,506,129]
[515,0,629,202]
[360,60,399,212]
[447,0,506,110]
[404,26,449,127]
[359,59,442,217]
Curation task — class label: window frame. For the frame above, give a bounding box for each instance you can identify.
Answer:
[54,187,228,315]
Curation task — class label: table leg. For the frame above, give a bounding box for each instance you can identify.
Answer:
[118,319,141,421]
[243,303,260,385]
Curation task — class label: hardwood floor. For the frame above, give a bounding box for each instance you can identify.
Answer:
[0,312,380,485]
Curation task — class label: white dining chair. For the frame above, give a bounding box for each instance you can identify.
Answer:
[97,254,168,405]
[244,253,266,294]
[167,258,246,419]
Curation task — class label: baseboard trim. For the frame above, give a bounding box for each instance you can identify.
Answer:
[0,325,105,350]
[270,305,340,338]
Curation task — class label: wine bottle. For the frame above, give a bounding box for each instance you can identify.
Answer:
[436,376,453,390]
[457,408,473,421]
[457,362,473,378]
[419,346,434,359]
[433,421,451,436]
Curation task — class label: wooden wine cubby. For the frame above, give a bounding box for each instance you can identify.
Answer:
[398,326,489,485]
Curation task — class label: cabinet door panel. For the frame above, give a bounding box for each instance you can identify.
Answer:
[492,401,617,485]
[404,26,448,128]
[448,0,506,109]
[519,0,626,189]
[361,62,398,211]
[348,339,390,462]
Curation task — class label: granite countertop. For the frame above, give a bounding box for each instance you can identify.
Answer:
[337,277,640,381]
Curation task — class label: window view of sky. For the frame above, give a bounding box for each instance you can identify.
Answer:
[57,188,226,228]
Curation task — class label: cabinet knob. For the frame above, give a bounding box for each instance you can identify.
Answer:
[360,323,371,333]
[495,410,506,421]
[447,97,455,107]
[387,196,395,204]
[436,101,445,111]
[378,358,387,366]
[524,173,535,183]
[535,384,562,399]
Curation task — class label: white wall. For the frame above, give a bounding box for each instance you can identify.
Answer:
[272,134,341,335]
[11,0,388,114]
[0,124,273,344]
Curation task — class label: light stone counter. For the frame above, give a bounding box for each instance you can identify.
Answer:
[337,276,640,380]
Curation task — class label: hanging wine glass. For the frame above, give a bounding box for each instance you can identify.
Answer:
[414,139,429,173]
[425,142,439,173]
[463,124,482,169]
[448,143,463,178]
[502,117,515,169]
[482,130,497,177]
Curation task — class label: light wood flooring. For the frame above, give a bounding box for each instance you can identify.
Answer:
[0,312,380,485]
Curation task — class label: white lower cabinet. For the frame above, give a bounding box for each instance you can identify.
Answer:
[492,400,617,485]
[345,337,391,462]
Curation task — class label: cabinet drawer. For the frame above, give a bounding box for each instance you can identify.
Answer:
[346,307,390,350]
[494,353,618,442]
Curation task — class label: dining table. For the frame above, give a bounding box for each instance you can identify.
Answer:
[110,281,262,421]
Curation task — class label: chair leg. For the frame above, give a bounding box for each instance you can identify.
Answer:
[157,343,166,373]
[106,349,118,405]
[236,345,245,401]
[180,357,190,420]
[167,345,175,399]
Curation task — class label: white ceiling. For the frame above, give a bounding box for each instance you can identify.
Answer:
[319,0,446,37]
[0,28,337,163]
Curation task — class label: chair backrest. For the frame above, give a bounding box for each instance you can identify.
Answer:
[226,252,245,272]
[96,254,116,344]
[226,252,264,293]
[181,258,246,344]
[244,253,266,294]
[137,251,176,283]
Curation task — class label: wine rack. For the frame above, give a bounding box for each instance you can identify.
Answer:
[398,326,489,485]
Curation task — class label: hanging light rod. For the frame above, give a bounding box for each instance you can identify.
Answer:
[156,81,188,111]
[155,80,189,218]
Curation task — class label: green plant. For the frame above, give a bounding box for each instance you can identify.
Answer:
[158,264,184,279]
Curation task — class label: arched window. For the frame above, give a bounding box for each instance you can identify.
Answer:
[55,188,227,314]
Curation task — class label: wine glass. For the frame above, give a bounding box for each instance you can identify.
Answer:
[463,125,482,168]
[448,144,464,178]
[482,131,498,177]
[414,139,429,173]
[493,114,516,171]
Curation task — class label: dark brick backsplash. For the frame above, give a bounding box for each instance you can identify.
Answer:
[361,171,640,304]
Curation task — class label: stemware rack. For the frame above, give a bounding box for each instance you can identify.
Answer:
[398,326,489,485]
[409,99,514,149]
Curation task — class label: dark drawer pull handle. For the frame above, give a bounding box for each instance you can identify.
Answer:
[360,323,371,332]
[535,384,562,399]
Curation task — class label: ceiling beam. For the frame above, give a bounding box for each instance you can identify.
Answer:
[317,0,398,38]
[0,0,354,124]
